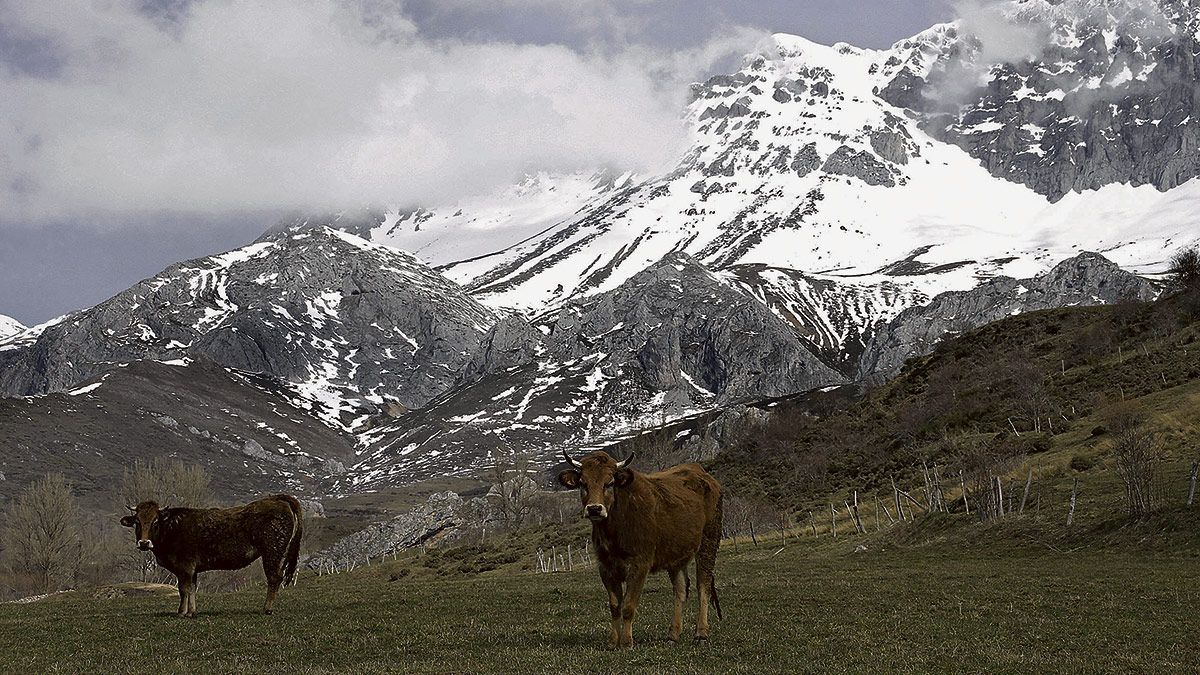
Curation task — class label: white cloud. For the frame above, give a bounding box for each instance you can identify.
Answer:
[0,0,763,223]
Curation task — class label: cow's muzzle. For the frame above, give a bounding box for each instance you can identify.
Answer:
[137,540,154,551]
[585,504,607,521]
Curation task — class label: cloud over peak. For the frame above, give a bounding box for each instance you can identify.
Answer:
[0,0,764,223]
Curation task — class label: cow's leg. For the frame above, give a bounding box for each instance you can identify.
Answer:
[176,573,189,617]
[600,573,624,649]
[262,553,284,615]
[620,565,649,648]
[668,568,687,642]
[695,560,712,642]
[177,570,197,618]
[188,572,199,617]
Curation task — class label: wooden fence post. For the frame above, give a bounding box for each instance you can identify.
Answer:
[1188,461,1199,507]
[921,461,934,510]
[1019,469,1033,513]
[891,477,904,522]
[809,510,817,538]
[959,469,970,515]
[830,502,837,539]
[932,465,945,512]
[1066,478,1078,526]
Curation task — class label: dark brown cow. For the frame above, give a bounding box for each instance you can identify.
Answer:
[119,495,303,617]
[559,450,722,648]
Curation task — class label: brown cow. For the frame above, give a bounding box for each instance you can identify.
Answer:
[559,450,722,648]
[119,495,303,617]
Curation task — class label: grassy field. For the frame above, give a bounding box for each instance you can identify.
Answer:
[2,529,1198,674]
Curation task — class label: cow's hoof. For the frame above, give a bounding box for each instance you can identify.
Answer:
[668,635,680,644]
[693,635,709,644]
[264,609,273,616]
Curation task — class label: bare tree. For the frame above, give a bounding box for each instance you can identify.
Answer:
[485,446,541,529]
[1107,405,1163,517]
[1,474,83,594]
[117,458,213,509]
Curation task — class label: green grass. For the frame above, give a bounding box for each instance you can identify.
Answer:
[2,535,1199,673]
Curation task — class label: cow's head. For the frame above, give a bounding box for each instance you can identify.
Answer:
[558,450,634,522]
[119,501,164,551]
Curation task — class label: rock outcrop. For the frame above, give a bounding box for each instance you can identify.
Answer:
[303,491,466,571]
[858,253,1158,378]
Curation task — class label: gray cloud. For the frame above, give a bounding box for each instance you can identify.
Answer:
[0,0,767,224]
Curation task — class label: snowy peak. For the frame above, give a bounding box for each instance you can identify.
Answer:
[0,228,503,429]
[0,315,24,341]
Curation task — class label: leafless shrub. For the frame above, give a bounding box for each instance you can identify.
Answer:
[117,458,214,509]
[1106,405,1163,517]
[947,436,1025,522]
[1,474,83,595]
[484,446,542,529]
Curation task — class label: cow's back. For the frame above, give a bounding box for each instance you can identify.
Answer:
[159,497,297,573]
[641,463,721,571]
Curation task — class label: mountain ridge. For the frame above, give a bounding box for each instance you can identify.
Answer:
[1,0,1195,495]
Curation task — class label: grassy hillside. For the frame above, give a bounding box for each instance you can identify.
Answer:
[708,294,1200,524]
[1,533,1197,673]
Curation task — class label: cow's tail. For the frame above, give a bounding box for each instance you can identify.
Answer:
[275,495,304,586]
[699,490,723,621]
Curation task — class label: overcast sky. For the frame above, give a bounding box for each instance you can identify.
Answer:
[0,0,952,325]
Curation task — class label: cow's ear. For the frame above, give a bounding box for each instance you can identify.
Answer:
[614,468,634,488]
[558,470,581,489]
[120,515,137,528]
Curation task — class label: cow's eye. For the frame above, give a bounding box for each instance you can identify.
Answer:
[604,481,614,489]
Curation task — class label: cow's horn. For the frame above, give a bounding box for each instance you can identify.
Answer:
[125,504,137,513]
[562,450,582,469]
[617,451,635,469]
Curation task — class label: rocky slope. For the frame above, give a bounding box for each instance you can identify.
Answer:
[0,228,503,429]
[901,0,1200,200]
[341,253,846,490]
[858,252,1159,378]
[0,359,356,506]
[303,491,466,571]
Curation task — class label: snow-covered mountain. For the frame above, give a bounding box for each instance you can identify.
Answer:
[0,229,504,430]
[336,8,1195,317]
[0,315,23,341]
[2,0,1197,493]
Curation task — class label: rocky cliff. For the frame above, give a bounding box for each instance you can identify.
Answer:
[858,252,1159,378]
